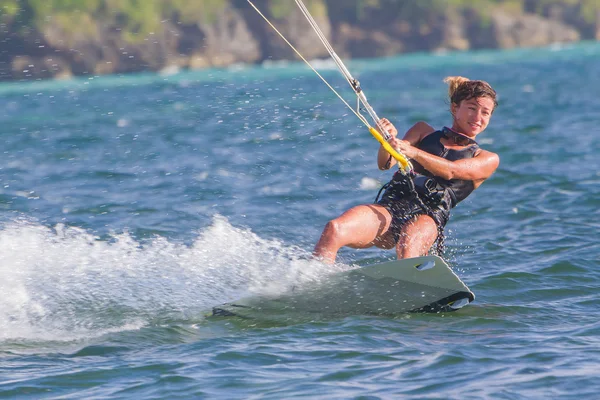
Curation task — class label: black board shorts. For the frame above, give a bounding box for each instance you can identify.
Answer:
[376,182,450,244]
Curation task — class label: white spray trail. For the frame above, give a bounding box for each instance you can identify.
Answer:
[0,216,344,342]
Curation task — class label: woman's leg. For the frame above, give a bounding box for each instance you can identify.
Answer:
[313,204,394,264]
[395,214,439,258]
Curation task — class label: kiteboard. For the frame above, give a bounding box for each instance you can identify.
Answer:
[212,255,474,320]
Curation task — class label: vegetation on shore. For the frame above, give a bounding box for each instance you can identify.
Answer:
[0,0,597,81]
[1,0,597,39]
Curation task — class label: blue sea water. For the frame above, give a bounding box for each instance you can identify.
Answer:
[0,42,599,399]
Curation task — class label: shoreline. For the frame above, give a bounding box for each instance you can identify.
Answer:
[1,1,596,83]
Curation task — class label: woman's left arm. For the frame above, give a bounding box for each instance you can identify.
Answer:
[398,143,500,183]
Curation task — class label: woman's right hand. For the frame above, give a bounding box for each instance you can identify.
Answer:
[379,118,405,153]
[377,118,402,169]
[378,118,398,139]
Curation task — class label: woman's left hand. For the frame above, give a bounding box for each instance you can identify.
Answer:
[395,140,418,159]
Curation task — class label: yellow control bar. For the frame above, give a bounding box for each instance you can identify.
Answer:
[368,127,412,173]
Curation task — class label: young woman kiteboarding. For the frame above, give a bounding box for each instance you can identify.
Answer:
[313,77,500,264]
[245,1,500,264]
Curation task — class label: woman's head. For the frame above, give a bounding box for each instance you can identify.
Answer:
[444,76,497,137]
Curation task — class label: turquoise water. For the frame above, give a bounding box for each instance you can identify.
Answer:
[1,42,599,398]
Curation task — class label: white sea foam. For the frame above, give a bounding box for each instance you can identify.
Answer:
[307,58,338,70]
[359,176,381,190]
[0,216,342,342]
[262,59,291,69]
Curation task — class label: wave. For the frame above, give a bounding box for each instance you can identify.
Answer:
[0,216,343,342]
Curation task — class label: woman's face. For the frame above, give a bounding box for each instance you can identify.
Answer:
[451,96,495,137]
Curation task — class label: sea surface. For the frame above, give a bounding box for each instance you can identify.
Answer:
[0,41,599,399]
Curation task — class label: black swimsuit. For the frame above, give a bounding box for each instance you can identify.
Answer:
[376,128,480,245]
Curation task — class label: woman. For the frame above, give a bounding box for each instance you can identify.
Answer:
[313,76,500,264]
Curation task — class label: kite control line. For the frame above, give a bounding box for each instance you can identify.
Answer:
[246,0,412,173]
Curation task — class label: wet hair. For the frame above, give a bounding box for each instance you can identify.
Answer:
[444,76,498,111]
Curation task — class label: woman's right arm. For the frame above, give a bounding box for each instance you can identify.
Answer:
[378,120,434,170]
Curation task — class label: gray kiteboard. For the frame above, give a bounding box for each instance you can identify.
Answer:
[212,255,474,319]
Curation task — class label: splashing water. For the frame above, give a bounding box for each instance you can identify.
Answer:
[0,216,344,342]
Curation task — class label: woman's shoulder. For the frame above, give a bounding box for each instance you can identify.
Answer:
[474,148,500,166]
[411,121,436,134]
[406,121,437,143]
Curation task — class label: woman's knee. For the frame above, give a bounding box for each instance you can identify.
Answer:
[322,218,343,241]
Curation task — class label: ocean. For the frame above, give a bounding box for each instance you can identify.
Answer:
[0,41,599,399]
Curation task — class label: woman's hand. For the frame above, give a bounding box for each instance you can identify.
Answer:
[377,117,422,169]
[378,118,402,152]
[378,118,398,139]
[378,118,418,158]
[395,140,418,159]
[377,118,399,169]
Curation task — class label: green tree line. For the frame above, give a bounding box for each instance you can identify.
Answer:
[0,0,598,38]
